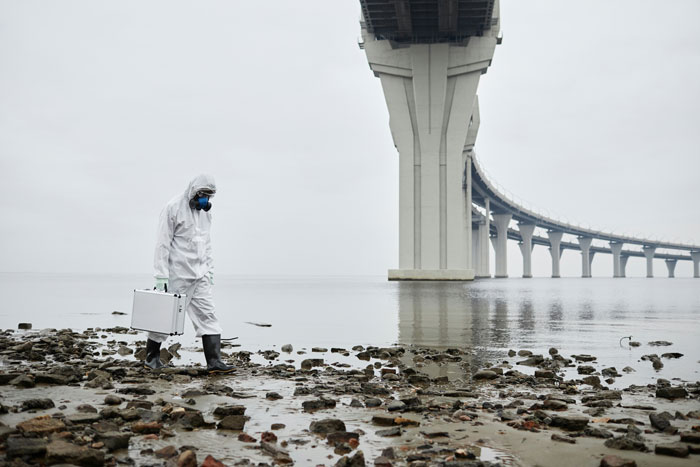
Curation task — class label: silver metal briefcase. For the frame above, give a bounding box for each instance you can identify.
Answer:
[131,289,187,335]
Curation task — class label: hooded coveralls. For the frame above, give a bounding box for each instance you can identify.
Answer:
[149,174,223,343]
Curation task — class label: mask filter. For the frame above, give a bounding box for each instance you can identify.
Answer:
[189,195,212,212]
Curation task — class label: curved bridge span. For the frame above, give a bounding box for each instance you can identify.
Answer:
[359,0,699,279]
[470,155,699,279]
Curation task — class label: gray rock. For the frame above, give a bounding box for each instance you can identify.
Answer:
[10,375,35,388]
[376,426,402,437]
[648,341,672,346]
[517,355,545,366]
[334,450,365,467]
[473,370,499,380]
[604,436,647,452]
[550,415,589,431]
[656,387,688,400]
[680,431,700,444]
[66,412,102,424]
[18,323,32,330]
[543,399,567,411]
[46,440,105,466]
[577,365,596,375]
[21,398,55,411]
[104,395,122,406]
[386,400,406,412]
[217,415,247,430]
[572,354,596,362]
[600,455,638,467]
[213,405,246,417]
[582,376,602,387]
[661,352,683,359]
[302,398,336,412]
[309,418,346,435]
[281,344,293,353]
[6,437,47,458]
[266,392,283,400]
[365,398,382,408]
[584,427,614,439]
[517,350,532,357]
[301,358,324,370]
[98,431,132,451]
[649,412,673,431]
[654,442,688,458]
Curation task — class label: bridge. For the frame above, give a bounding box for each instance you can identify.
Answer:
[359,0,700,280]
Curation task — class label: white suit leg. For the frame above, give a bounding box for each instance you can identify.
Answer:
[187,278,223,337]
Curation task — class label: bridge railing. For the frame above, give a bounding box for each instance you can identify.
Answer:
[470,153,699,252]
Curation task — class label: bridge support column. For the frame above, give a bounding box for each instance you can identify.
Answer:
[518,223,536,278]
[665,259,677,278]
[547,231,563,278]
[620,255,629,278]
[578,237,593,278]
[477,199,491,278]
[491,213,511,278]
[643,246,656,278]
[609,242,624,278]
[362,18,498,281]
[692,251,700,278]
[589,251,596,276]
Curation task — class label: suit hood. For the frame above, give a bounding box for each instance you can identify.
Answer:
[186,174,217,200]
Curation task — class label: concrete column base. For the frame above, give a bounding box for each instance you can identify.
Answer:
[388,269,475,281]
[475,274,492,279]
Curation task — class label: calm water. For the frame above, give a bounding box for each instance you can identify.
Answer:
[1,273,698,386]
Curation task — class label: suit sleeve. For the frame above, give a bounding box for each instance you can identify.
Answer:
[153,206,174,279]
[205,228,214,274]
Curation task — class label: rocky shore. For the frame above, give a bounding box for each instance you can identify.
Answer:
[0,326,699,466]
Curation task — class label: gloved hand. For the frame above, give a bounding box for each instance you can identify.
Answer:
[155,278,168,292]
[207,271,214,285]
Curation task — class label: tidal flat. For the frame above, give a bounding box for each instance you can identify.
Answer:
[0,326,699,466]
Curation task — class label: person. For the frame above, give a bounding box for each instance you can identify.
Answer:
[145,174,235,374]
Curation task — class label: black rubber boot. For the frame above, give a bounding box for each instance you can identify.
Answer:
[202,334,235,374]
[144,339,165,370]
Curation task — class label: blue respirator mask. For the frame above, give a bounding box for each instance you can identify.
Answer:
[189,192,213,212]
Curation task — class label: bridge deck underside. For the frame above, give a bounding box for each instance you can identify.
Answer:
[360,0,495,43]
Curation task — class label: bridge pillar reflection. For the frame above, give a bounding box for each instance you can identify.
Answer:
[665,259,677,278]
[609,241,624,278]
[518,223,536,278]
[491,213,511,278]
[620,255,629,278]
[547,231,563,278]
[643,246,656,278]
[578,237,593,278]
[691,251,700,278]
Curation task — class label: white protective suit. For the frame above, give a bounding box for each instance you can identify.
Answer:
[149,174,223,343]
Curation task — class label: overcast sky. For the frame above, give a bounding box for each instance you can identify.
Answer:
[1,0,699,278]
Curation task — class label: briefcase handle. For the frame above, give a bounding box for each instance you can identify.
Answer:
[153,283,168,293]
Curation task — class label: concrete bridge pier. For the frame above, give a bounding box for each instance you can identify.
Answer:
[691,251,700,278]
[477,199,491,278]
[620,255,629,278]
[578,237,593,278]
[665,259,677,278]
[643,246,656,278]
[589,251,596,277]
[491,213,512,278]
[547,231,563,278]
[609,241,624,277]
[363,28,497,281]
[518,223,536,278]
